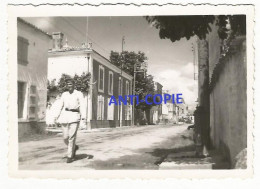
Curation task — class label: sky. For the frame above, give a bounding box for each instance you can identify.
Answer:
[23,16,198,109]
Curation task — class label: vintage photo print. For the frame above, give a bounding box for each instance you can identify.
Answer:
[8,4,254,178]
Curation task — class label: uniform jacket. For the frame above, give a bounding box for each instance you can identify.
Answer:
[55,89,86,124]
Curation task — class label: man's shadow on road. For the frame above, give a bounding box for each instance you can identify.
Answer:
[74,154,94,161]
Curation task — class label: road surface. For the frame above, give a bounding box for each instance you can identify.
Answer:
[19,124,194,170]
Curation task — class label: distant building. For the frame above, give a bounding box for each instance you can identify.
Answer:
[158,90,189,125]
[17,18,51,137]
[48,32,133,129]
[149,82,163,124]
[176,98,189,124]
[163,102,178,124]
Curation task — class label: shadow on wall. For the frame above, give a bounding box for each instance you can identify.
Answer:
[219,140,231,164]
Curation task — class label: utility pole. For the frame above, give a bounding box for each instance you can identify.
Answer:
[122,36,125,52]
[132,63,136,126]
[192,43,195,80]
[118,36,125,127]
[192,42,199,81]
[86,17,89,43]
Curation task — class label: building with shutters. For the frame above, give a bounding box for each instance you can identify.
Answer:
[17,18,52,137]
[156,90,188,125]
[48,32,133,129]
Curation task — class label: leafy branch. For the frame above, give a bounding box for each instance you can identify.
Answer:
[47,72,91,95]
[145,15,246,42]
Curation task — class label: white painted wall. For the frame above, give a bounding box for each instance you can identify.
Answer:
[48,55,90,82]
[47,54,93,128]
[17,20,51,122]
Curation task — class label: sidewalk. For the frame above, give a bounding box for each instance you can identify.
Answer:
[158,129,230,170]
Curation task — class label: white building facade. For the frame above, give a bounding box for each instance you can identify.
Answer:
[47,33,133,129]
[17,18,51,137]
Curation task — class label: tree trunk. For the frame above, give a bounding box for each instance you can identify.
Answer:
[197,39,211,151]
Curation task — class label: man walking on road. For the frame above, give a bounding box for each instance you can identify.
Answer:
[54,78,86,163]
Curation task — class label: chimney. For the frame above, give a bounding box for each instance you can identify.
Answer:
[52,32,64,50]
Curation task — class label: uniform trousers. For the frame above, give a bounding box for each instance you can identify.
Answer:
[61,122,79,158]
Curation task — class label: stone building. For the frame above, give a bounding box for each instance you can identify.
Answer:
[17,18,51,137]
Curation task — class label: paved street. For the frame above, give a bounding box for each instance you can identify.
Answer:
[19,124,194,170]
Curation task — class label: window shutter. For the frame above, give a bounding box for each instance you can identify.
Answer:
[108,71,113,95]
[107,98,114,120]
[18,82,26,119]
[98,66,104,92]
[28,85,37,120]
[18,36,29,65]
[97,95,104,120]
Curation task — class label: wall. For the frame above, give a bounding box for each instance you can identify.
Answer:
[47,54,91,126]
[18,121,46,140]
[48,55,91,82]
[92,59,132,128]
[208,22,222,82]
[17,19,51,136]
[47,50,133,129]
[208,28,247,164]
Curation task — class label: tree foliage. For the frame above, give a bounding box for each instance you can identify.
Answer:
[110,51,147,76]
[47,72,91,95]
[145,15,246,42]
[110,51,156,111]
[135,74,157,110]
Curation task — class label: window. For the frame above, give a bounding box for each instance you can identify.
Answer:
[18,81,26,118]
[118,77,122,96]
[108,71,113,95]
[125,80,130,95]
[107,97,114,120]
[125,105,132,121]
[28,85,37,119]
[125,80,131,120]
[18,36,29,65]
[98,65,104,92]
[97,95,104,120]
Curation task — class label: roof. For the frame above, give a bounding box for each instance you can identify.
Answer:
[18,18,52,38]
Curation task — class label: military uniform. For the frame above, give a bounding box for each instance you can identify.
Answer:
[55,89,86,159]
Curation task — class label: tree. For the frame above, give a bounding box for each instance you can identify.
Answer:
[145,15,246,153]
[110,50,147,76]
[145,15,246,42]
[110,51,157,124]
[47,72,91,97]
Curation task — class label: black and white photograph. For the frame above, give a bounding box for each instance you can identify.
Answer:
[7,4,254,178]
